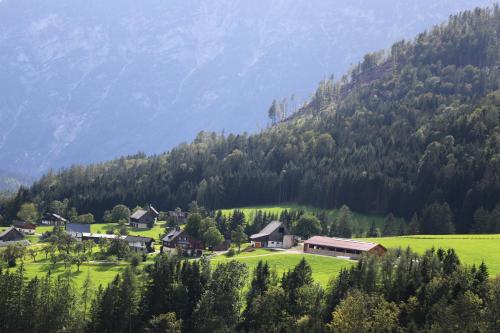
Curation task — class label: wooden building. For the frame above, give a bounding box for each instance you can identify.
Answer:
[130,205,159,229]
[303,236,386,259]
[40,213,68,226]
[162,227,203,256]
[0,227,25,242]
[13,221,37,235]
[250,221,294,249]
[66,223,91,240]
[124,235,155,253]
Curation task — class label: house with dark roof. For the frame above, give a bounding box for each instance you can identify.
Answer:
[13,221,37,235]
[40,213,68,226]
[0,227,25,242]
[130,205,159,229]
[124,235,154,253]
[303,236,386,259]
[162,227,203,256]
[250,221,294,249]
[66,223,91,240]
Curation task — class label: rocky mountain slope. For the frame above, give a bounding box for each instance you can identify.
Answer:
[0,0,493,176]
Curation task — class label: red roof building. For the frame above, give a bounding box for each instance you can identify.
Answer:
[303,236,386,259]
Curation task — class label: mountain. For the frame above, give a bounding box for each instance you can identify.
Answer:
[0,0,494,176]
[6,6,499,234]
[0,170,32,192]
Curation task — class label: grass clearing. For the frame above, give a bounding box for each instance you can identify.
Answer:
[220,204,405,232]
[90,222,167,239]
[210,249,354,287]
[361,235,500,276]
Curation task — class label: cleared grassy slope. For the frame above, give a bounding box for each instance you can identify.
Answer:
[362,235,500,276]
[220,204,406,233]
[210,248,354,287]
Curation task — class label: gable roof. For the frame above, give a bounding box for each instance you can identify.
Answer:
[44,213,68,222]
[304,236,384,252]
[149,205,159,216]
[0,227,25,240]
[66,223,91,233]
[13,221,37,229]
[125,235,154,243]
[250,221,284,239]
[131,209,148,220]
[162,228,184,242]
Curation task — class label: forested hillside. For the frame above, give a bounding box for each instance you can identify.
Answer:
[3,6,499,233]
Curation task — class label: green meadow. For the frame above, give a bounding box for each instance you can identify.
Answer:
[220,204,406,233]
[210,248,354,287]
[361,235,500,276]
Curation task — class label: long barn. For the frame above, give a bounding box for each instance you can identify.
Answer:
[304,236,386,259]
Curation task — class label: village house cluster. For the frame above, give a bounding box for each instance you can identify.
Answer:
[1,203,386,260]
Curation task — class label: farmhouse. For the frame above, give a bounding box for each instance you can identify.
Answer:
[124,235,155,253]
[303,236,386,259]
[162,227,203,256]
[40,213,68,226]
[13,221,37,235]
[130,205,159,229]
[0,227,25,242]
[250,221,294,249]
[66,223,91,240]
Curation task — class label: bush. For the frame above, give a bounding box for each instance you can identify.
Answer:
[226,248,236,257]
[128,253,141,267]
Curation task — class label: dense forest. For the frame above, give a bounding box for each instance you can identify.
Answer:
[1,248,499,332]
[2,6,499,233]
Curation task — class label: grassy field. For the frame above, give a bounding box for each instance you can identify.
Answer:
[361,235,500,276]
[21,222,168,240]
[220,204,406,233]
[210,248,354,287]
[90,222,167,239]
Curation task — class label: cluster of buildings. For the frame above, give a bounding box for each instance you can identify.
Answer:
[249,220,386,259]
[65,223,155,253]
[1,203,386,260]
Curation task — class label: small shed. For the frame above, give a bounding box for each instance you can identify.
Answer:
[250,221,293,249]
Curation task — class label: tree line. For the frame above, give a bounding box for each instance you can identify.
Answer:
[1,6,498,234]
[1,247,499,332]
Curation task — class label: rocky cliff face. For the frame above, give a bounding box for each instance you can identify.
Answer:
[0,0,493,176]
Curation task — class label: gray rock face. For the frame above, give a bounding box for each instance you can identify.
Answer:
[0,0,493,175]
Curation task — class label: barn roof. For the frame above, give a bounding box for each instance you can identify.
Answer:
[131,209,147,220]
[162,228,183,242]
[149,205,159,216]
[44,213,68,222]
[13,221,37,229]
[66,223,91,233]
[304,236,384,252]
[250,221,283,239]
[0,227,24,240]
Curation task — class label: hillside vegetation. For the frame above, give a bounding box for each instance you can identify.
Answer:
[2,7,499,235]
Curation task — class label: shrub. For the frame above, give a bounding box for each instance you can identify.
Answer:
[226,248,236,257]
